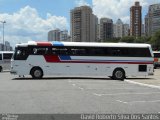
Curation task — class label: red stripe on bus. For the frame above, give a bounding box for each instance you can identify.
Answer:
[37,42,52,46]
[44,55,60,62]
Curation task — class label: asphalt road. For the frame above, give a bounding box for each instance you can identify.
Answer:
[0,70,160,114]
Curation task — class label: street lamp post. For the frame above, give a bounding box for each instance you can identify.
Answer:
[0,21,6,51]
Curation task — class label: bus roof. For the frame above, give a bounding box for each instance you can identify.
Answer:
[16,41,151,48]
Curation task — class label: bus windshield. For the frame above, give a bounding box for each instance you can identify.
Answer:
[154,53,160,58]
[13,47,29,60]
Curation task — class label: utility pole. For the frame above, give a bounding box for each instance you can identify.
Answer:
[0,21,6,51]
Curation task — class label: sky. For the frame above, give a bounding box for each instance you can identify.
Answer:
[0,0,160,47]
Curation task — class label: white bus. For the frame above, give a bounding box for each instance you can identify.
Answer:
[10,41,154,80]
[0,51,13,72]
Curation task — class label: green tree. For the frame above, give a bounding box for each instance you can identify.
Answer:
[120,36,135,43]
[104,37,120,43]
[150,30,160,50]
[135,36,151,43]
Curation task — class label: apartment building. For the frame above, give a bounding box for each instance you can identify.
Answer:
[48,29,69,41]
[130,1,142,37]
[123,24,130,37]
[113,19,123,38]
[100,18,113,42]
[145,3,160,36]
[70,6,98,42]
[48,29,60,41]
[113,19,130,38]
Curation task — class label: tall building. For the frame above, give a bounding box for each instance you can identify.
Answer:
[4,41,10,51]
[130,1,142,37]
[60,30,69,41]
[48,29,60,41]
[145,14,149,36]
[0,44,3,51]
[141,24,145,36]
[48,29,69,41]
[0,41,12,51]
[100,18,113,42]
[70,6,98,42]
[145,3,160,36]
[113,19,129,38]
[97,24,101,42]
[92,14,98,42]
[113,19,123,38]
[123,24,130,37]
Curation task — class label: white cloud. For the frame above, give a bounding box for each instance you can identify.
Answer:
[93,0,159,23]
[75,0,90,7]
[0,6,68,48]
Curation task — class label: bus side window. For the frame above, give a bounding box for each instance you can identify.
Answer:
[70,48,86,56]
[59,48,68,55]
[77,49,86,55]
[154,53,160,58]
[0,54,2,60]
[51,47,57,55]
[51,47,69,55]
[45,48,49,54]
[32,48,49,55]
[33,48,37,54]
[94,48,106,56]
[108,48,120,56]
[3,53,13,60]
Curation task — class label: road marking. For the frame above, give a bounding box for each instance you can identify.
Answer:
[78,87,84,90]
[116,100,128,104]
[117,99,160,104]
[116,100,160,104]
[128,100,160,103]
[125,80,160,89]
[72,84,76,86]
[92,92,160,96]
[93,93,102,96]
[86,88,150,90]
[71,83,84,90]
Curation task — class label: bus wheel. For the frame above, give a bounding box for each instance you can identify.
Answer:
[30,67,43,79]
[0,66,2,72]
[112,68,125,81]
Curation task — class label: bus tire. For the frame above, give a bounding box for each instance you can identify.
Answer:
[30,67,43,79]
[0,66,2,72]
[112,68,125,81]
